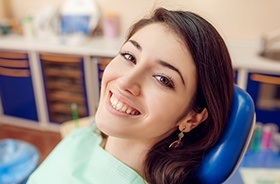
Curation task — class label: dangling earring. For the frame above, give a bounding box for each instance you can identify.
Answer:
[169,126,186,150]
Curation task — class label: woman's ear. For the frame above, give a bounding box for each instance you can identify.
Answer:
[178,108,208,133]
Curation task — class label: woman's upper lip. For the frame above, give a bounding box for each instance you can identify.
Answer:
[109,90,142,114]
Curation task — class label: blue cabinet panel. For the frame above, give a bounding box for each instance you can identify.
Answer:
[0,51,38,121]
[234,70,238,84]
[0,75,38,121]
[246,72,280,128]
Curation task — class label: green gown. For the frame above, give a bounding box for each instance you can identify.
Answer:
[27,127,146,184]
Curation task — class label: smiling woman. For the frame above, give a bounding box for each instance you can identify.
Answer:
[27,7,234,184]
[96,23,198,141]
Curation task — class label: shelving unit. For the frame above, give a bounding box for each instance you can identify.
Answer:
[40,53,89,124]
[0,35,122,131]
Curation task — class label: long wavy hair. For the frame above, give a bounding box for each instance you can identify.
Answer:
[125,8,234,184]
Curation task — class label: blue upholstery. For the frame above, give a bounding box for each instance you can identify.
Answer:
[0,139,40,184]
[194,85,255,183]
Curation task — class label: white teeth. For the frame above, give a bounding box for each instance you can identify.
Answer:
[116,102,124,111]
[126,108,132,114]
[110,97,117,108]
[109,94,139,115]
[121,104,128,112]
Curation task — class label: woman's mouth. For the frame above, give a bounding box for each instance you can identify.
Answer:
[109,93,141,116]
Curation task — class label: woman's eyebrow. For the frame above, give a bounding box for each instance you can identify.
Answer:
[128,39,142,51]
[157,60,185,85]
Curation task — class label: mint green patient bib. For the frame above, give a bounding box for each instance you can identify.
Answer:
[27,128,146,184]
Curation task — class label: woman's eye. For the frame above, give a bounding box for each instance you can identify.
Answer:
[120,52,136,64]
[154,75,175,89]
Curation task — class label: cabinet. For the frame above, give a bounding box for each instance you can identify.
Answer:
[40,53,89,124]
[246,72,280,127]
[0,35,122,131]
[0,50,38,121]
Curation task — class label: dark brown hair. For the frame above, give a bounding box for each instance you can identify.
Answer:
[126,8,234,184]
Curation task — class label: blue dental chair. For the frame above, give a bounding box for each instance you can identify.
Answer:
[194,85,255,183]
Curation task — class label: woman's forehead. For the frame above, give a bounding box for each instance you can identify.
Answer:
[129,24,193,64]
[129,24,188,54]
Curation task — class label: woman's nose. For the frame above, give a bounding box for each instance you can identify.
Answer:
[116,70,141,96]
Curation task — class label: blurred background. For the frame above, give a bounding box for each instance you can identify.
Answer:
[0,0,280,40]
[0,1,280,183]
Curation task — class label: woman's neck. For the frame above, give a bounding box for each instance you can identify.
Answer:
[104,136,151,177]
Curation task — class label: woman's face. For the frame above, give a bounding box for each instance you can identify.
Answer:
[95,23,197,146]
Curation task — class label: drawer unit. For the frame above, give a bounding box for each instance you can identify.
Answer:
[40,53,89,124]
[0,50,38,121]
[246,72,280,128]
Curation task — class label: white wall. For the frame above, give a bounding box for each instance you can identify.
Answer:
[3,0,280,40]
[0,0,7,18]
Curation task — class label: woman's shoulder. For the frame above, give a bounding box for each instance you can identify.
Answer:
[28,125,147,184]
[62,117,101,142]
[60,126,102,149]
[27,127,103,183]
